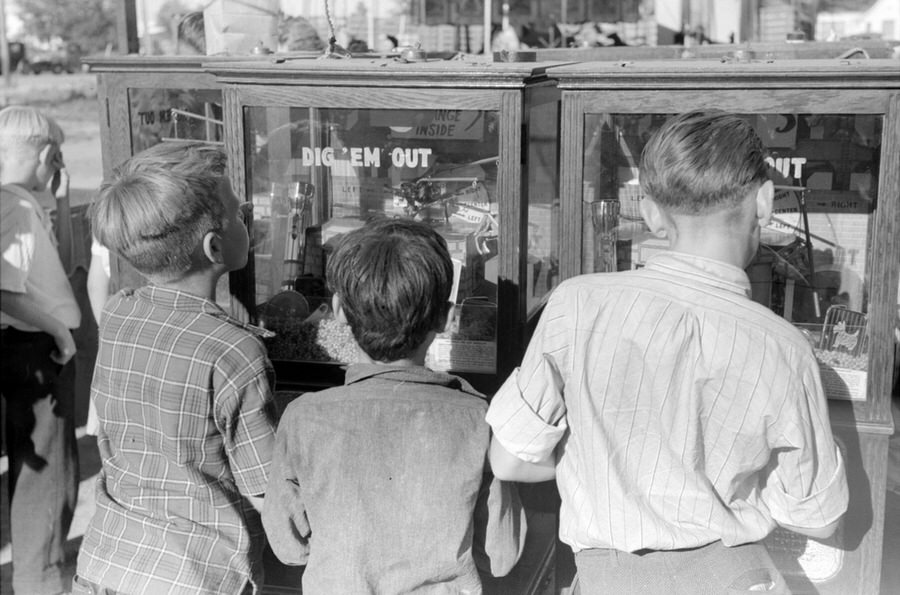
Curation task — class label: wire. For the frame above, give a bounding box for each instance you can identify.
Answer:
[319,0,351,59]
[324,0,336,46]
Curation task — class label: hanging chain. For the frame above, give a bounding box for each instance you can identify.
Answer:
[319,0,351,58]
[324,0,337,45]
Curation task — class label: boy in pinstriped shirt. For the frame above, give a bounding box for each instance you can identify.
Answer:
[73,142,277,595]
[487,111,848,594]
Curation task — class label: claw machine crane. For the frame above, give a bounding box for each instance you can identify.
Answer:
[547,57,899,595]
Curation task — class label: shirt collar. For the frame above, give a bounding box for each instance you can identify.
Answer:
[132,285,275,338]
[644,251,752,298]
[344,363,483,399]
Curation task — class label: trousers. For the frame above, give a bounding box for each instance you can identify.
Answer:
[1,328,79,595]
[573,540,790,595]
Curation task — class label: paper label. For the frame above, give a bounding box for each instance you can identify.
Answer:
[428,338,496,374]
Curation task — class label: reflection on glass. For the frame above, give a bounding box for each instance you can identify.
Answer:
[126,87,233,319]
[245,106,501,374]
[583,112,881,400]
[525,90,561,314]
[128,88,224,153]
[591,199,619,273]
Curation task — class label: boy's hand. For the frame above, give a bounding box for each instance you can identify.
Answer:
[51,167,69,200]
[50,329,77,365]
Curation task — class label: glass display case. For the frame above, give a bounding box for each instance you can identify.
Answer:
[549,58,899,595]
[87,56,232,172]
[209,57,562,394]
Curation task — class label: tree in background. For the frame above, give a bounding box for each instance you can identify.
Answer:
[14,0,116,54]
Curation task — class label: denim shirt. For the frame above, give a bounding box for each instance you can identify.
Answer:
[263,364,527,594]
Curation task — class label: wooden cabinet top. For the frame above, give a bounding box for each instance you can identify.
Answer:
[203,56,567,88]
[546,58,900,89]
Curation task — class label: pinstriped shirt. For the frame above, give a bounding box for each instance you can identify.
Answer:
[77,286,277,594]
[487,251,848,553]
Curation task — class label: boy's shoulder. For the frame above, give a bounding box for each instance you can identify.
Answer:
[1,184,40,217]
[105,287,271,347]
[283,366,487,417]
[747,301,819,353]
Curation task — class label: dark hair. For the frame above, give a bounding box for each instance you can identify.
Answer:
[327,218,454,362]
[639,110,769,215]
[176,11,206,55]
[92,142,228,280]
[278,15,325,51]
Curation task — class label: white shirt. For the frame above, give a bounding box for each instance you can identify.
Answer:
[91,236,111,276]
[1,184,80,331]
[487,251,847,552]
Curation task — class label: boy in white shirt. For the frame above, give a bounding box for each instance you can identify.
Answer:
[1,105,81,595]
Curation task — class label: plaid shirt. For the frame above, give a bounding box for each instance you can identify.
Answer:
[77,286,277,595]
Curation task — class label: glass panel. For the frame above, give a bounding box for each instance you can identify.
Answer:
[125,87,234,319]
[582,112,881,401]
[525,88,561,316]
[245,106,501,375]
[128,88,224,153]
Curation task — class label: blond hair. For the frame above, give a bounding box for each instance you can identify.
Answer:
[92,142,228,281]
[0,105,65,159]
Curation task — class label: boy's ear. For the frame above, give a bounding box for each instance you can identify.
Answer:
[639,196,667,238]
[38,143,56,167]
[202,231,224,265]
[331,294,348,324]
[755,180,775,228]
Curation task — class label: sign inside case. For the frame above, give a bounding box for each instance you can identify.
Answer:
[428,299,498,374]
[370,110,485,141]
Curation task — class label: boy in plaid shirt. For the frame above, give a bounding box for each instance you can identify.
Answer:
[74,142,277,595]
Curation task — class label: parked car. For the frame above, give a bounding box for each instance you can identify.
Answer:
[24,48,80,74]
[0,42,27,73]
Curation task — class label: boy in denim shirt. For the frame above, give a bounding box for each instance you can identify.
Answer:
[264,218,526,594]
